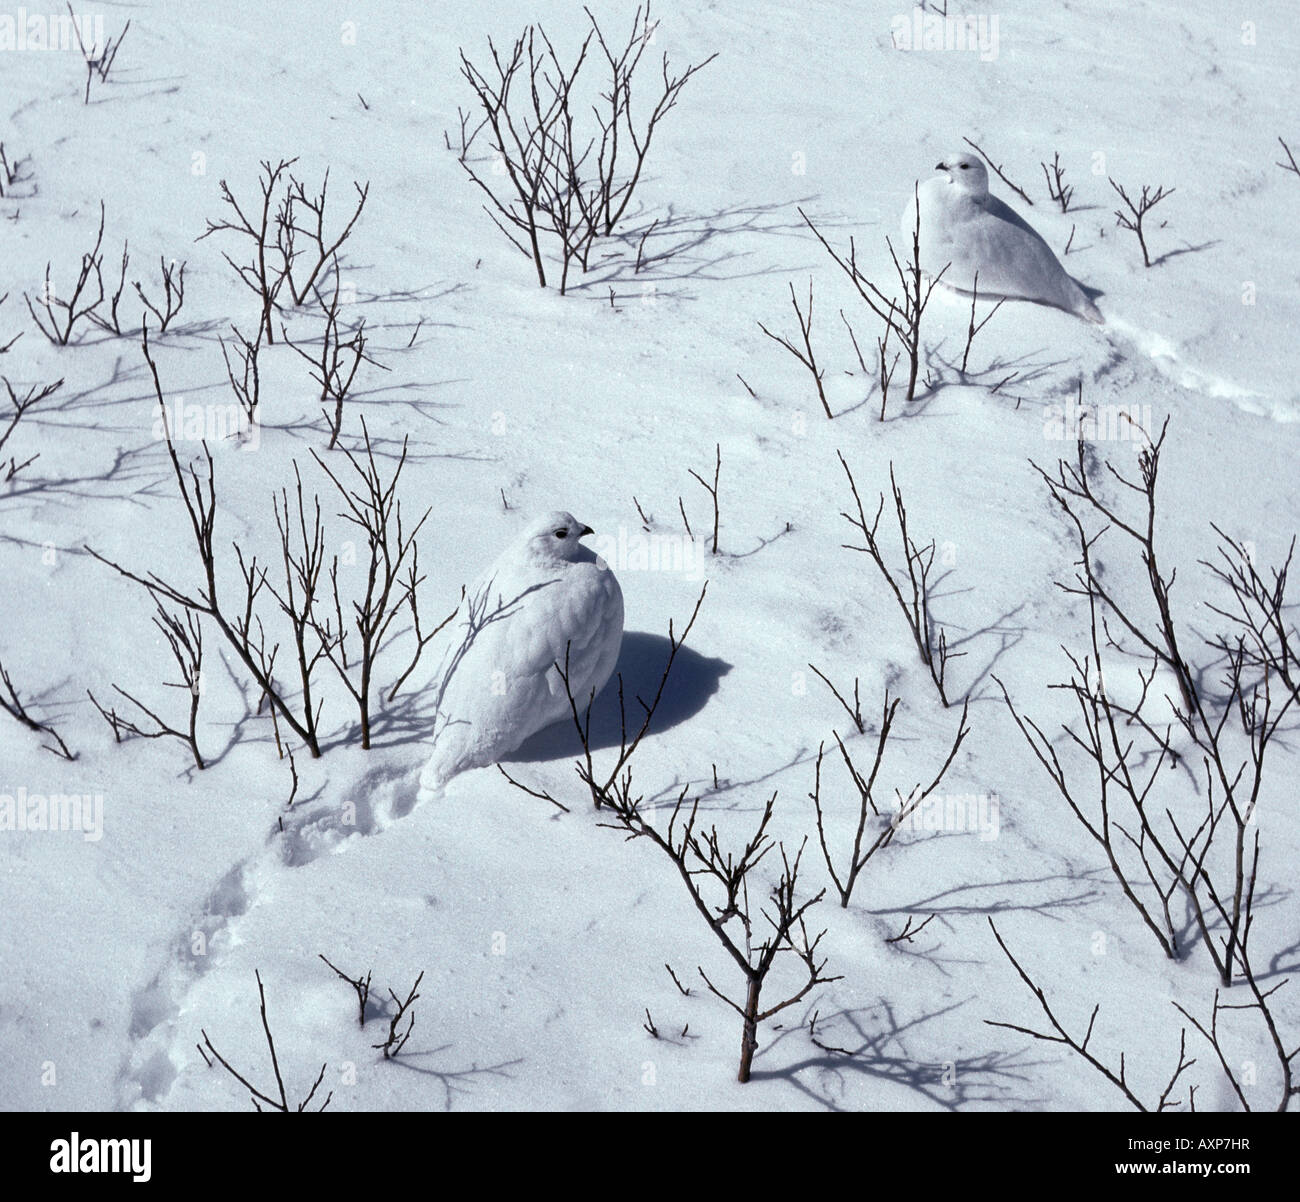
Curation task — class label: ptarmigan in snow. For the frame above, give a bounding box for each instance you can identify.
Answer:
[904,152,1104,324]
[419,511,624,794]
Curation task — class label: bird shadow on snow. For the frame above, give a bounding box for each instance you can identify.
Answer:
[502,631,733,764]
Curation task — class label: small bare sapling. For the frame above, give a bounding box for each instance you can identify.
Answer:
[200,971,332,1111]
[1108,177,1175,268]
[459,7,716,292]
[309,421,451,748]
[283,261,387,450]
[1041,151,1074,212]
[837,453,963,706]
[87,322,327,757]
[66,4,130,104]
[960,270,1004,375]
[800,197,945,405]
[986,919,1196,1112]
[135,258,187,333]
[1001,413,1297,983]
[2,374,62,482]
[811,693,970,907]
[372,971,424,1059]
[277,168,370,307]
[0,660,75,760]
[198,158,296,344]
[758,279,832,420]
[687,443,721,555]
[25,200,107,345]
[606,789,841,1083]
[319,954,372,1027]
[87,602,206,769]
[219,323,262,428]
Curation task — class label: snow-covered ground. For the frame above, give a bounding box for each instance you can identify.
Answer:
[2,0,1298,1112]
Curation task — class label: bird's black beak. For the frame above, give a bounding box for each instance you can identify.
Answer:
[580,525,594,537]
[935,161,947,171]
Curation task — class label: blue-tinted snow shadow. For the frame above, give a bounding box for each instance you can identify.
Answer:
[502,631,732,763]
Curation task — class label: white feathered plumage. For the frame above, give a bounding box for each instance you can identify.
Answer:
[904,151,1104,324]
[419,511,624,793]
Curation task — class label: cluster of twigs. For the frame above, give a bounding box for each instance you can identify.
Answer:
[373,972,424,1060]
[0,659,76,760]
[443,105,488,161]
[199,971,332,1112]
[25,201,108,345]
[504,585,844,1082]
[85,324,452,763]
[801,197,943,409]
[837,452,962,706]
[198,158,368,346]
[24,202,186,344]
[458,5,716,293]
[810,695,970,908]
[88,603,205,768]
[319,954,425,1060]
[1041,151,1074,212]
[307,423,450,747]
[319,954,372,1027]
[219,322,262,427]
[200,162,377,442]
[284,262,387,449]
[758,279,831,419]
[0,143,31,200]
[1109,178,1175,268]
[67,3,130,104]
[992,882,1298,1113]
[990,411,1299,1111]
[1001,413,1295,984]
[987,920,1197,1112]
[2,374,62,483]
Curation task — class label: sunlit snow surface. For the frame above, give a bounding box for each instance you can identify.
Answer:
[1,1,1297,1112]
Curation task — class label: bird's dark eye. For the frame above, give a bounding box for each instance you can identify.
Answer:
[960,163,970,170]
[554,527,568,539]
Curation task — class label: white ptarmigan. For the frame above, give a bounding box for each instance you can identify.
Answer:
[418,511,624,794]
[904,152,1104,324]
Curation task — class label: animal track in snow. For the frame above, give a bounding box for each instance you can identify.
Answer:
[116,760,423,1108]
[1105,316,1298,422]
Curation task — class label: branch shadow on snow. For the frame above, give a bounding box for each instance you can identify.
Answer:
[502,630,732,764]
[387,1048,524,1111]
[870,869,1108,920]
[749,997,1051,1111]
[566,196,839,299]
[1150,239,1221,268]
[920,342,1069,403]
